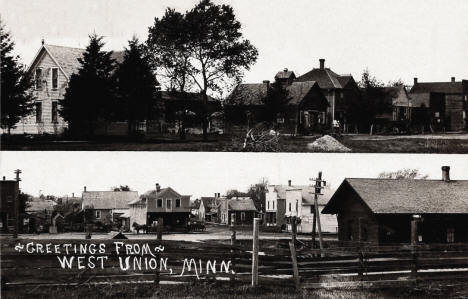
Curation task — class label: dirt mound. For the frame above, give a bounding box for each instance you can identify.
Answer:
[307,135,352,152]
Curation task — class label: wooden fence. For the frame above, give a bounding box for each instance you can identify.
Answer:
[1,238,468,290]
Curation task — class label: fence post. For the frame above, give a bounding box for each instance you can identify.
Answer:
[251,218,259,287]
[157,217,163,241]
[411,215,419,280]
[291,216,297,246]
[231,214,236,246]
[358,251,364,280]
[289,241,301,290]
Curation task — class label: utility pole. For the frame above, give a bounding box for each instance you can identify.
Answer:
[310,171,325,257]
[14,169,22,239]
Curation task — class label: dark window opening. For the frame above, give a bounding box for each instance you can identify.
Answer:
[35,68,42,89]
[175,198,181,208]
[52,101,58,123]
[157,199,162,208]
[52,68,58,89]
[35,102,42,123]
[166,199,171,209]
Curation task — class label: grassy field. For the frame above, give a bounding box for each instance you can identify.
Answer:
[3,133,468,153]
[3,280,467,299]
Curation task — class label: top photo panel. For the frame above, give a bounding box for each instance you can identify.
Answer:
[2,0,467,153]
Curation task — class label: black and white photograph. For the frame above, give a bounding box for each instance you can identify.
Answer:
[1,0,468,298]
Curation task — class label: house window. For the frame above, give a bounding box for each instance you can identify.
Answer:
[240,212,245,221]
[157,199,162,208]
[166,199,172,209]
[35,68,42,89]
[35,102,42,123]
[359,219,368,241]
[52,101,58,123]
[176,198,181,208]
[296,201,298,212]
[289,202,291,212]
[447,228,455,243]
[95,210,101,219]
[267,201,270,210]
[52,68,58,89]
[273,201,275,210]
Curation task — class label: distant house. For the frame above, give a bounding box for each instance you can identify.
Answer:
[81,189,138,231]
[295,59,361,131]
[322,166,468,244]
[266,180,337,233]
[139,183,191,229]
[409,77,468,131]
[225,78,329,135]
[219,197,259,225]
[198,193,221,222]
[8,42,124,135]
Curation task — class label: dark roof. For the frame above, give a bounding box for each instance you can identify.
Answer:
[337,75,354,87]
[410,81,465,94]
[161,91,217,103]
[228,198,257,211]
[82,191,138,210]
[323,178,468,214]
[226,81,326,106]
[26,199,56,212]
[275,70,296,80]
[141,187,190,202]
[296,68,344,89]
[226,83,268,106]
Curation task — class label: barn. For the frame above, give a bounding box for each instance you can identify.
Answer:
[322,166,468,245]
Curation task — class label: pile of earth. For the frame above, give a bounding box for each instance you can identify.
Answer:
[307,135,352,152]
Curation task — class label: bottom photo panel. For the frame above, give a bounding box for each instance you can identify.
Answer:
[1,152,468,298]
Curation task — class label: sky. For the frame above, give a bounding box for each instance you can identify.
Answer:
[1,152,467,199]
[1,0,467,88]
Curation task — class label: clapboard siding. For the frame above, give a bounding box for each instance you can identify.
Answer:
[10,49,68,134]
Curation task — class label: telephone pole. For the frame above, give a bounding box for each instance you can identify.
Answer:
[13,169,22,239]
[310,171,325,257]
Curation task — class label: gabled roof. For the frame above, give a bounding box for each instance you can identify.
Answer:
[26,199,56,212]
[296,68,344,89]
[161,91,217,103]
[410,81,465,94]
[228,198,257,211]
[30,44,124,80]
[275,70,296,80]
[286,81,325,105]
[141,187,190,201]
[82,191,138,210]
[323,178,468,214]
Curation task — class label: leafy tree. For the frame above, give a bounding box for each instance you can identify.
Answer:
[18,192,32,215]
[60,34,117,136]
[0,20,35,134]
[378,168,428,179]
[265,81,289,124]
[246,177,268,211]
[115,37,161,134]
[225,189,248,199]
[147,0,259,139]
[111,185,131,191]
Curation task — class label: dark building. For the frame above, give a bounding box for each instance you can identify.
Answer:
[225,79,329,135]
[295,59,361,131]
[219,197,259,225]
[322,166,468,244]
[409,77,468,131]
[0,177,20,232]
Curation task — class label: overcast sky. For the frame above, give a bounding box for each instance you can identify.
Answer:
[1,0,467,87]
[1,152,467,199]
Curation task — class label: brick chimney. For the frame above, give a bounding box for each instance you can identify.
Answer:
[288,180,292,187]
[442,166,450,182]
[156,183,161,192]
[451,77,455,82]
[414,77,418,85]
[283,68,288,72]
[319,59,325,70]
[84,186,86,192]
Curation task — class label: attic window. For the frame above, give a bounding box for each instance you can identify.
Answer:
[157,199,162,208]
[35,68,42,89]
[166,199,172,209]
[52,68,58,89]
[176,198,181,208]
[95,210,101,219]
